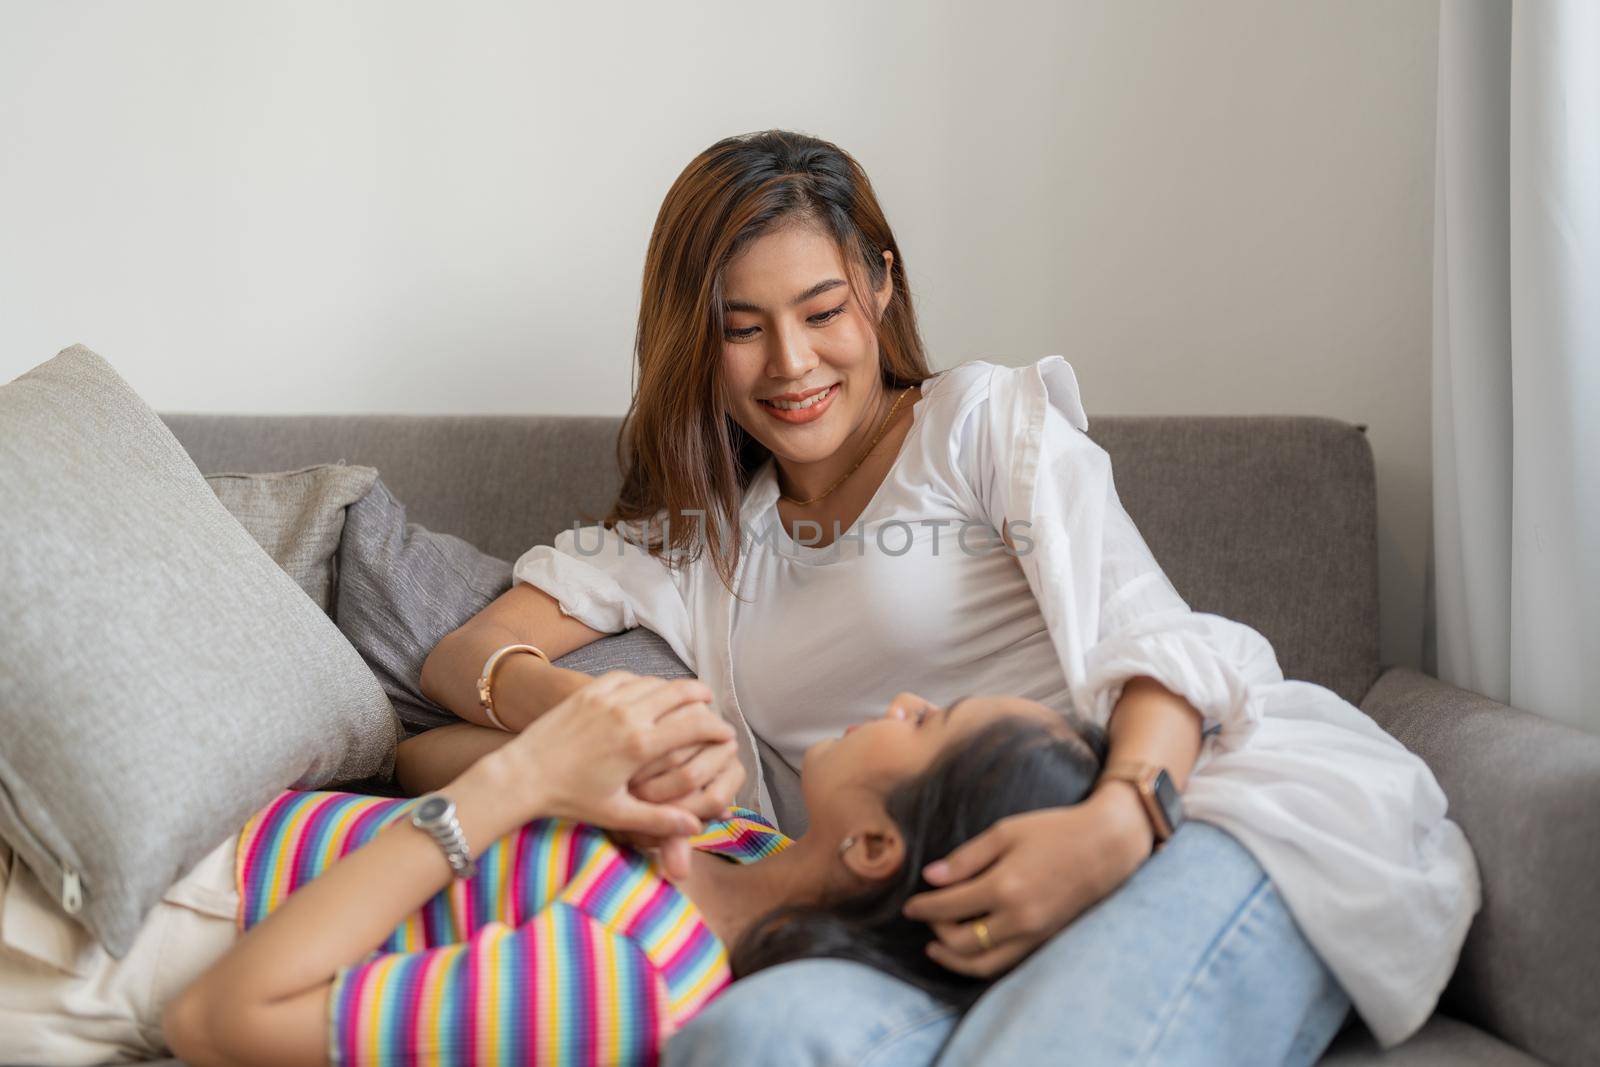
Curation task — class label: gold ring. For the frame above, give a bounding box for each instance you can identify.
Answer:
[971,919,995,952]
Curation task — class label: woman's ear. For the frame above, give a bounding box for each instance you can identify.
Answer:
[839,816,905,883]
[875,249,895,321]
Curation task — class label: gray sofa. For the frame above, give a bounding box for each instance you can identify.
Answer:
[155,409,1599,1067]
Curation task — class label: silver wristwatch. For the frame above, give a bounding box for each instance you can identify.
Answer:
[409,793,477,879]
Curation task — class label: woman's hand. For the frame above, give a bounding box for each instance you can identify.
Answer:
[486,670,735,841]
[906,677,1204,976]
[616,726,746,881]
[900,782,1154,976]
[629,732,744,818]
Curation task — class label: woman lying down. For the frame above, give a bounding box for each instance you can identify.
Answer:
[11,672,1104,1066]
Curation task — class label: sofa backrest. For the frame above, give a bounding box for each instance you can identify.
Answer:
[162,412,1380,705]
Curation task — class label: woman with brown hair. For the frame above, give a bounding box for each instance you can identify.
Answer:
[412,130,1477,1065]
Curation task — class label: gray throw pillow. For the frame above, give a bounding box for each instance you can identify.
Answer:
[206,463,380,615]
[333,475,695,736]
[0,345,400,957]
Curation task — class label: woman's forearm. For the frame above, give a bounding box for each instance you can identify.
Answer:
[1085,676,1205,860]
[169,752,538,1061]
[1102,675,1204,788]
[395,722,515,796]
[420,622,594,730]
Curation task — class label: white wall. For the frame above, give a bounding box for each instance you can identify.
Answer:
[0,0,1440,672]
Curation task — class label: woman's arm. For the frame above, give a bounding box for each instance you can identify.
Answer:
[394,721,515,796]
[415,580,745,834]
[419,581,605,731]
[904,366,1265,976]
[163,673,730,1067]
[163,755,531,1067]
[1091,673,1204,824]
[409,581,745,889]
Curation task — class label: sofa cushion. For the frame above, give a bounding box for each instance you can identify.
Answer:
[205,463,379,614]
[1362,666,1600,1067]
[1319,1014,1542,1065]
[0,345,399,957]
[333,473,698,736]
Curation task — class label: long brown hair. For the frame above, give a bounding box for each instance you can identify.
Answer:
[605,130,934,593]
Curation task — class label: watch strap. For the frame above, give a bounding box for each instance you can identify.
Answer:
[410,795,478,879]
[1099,761,1178,845]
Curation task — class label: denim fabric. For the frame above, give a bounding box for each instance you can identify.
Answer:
[664,822,1350,1067]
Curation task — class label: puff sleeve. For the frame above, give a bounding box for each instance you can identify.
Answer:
[512,520,697,672]
[955,358,1281,749]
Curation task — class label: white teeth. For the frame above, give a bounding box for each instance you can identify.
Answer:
[767,385,834,411]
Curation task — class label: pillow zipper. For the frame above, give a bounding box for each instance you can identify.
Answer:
[60,865,83,914]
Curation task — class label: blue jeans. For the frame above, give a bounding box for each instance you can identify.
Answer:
[664,822,1350,1067]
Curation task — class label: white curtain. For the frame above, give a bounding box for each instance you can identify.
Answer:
[1429,0,1599,733]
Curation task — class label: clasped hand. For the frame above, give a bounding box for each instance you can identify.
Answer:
[493,671,745,879]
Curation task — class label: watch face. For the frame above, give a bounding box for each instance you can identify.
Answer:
[415,795,451,825]
[1151,770,1183,834]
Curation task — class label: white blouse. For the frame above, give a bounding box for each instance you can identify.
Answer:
[731,373,1073,783]
[513,355,1480,1049]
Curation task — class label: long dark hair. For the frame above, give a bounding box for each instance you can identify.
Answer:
[730,715,1108,1009]
[605,129,935,592]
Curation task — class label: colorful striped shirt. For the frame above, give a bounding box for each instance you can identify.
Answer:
[235,790,791,1066]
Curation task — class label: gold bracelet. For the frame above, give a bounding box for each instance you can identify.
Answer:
[475,643,550,731]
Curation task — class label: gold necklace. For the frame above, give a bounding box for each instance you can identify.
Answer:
[778,385,912,507]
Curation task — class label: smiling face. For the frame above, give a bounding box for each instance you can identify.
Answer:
[718,222,895,468]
